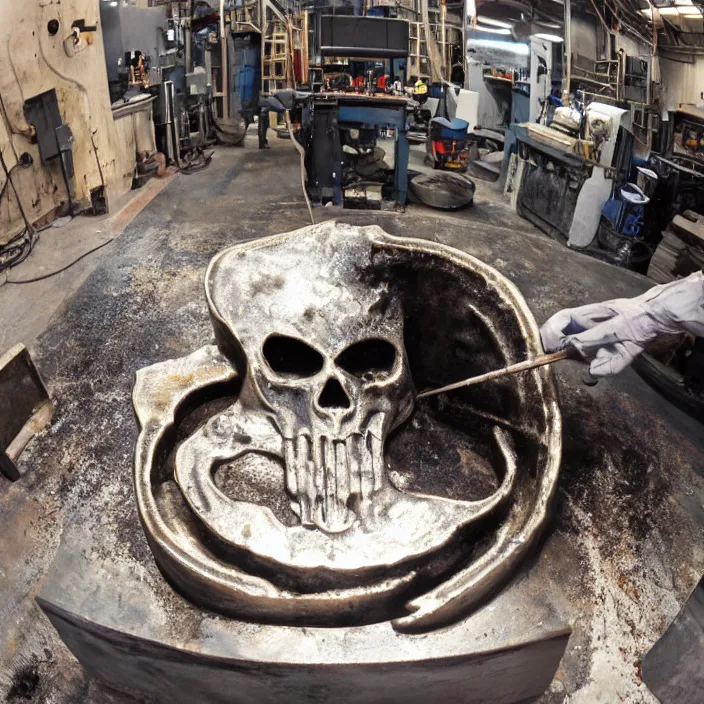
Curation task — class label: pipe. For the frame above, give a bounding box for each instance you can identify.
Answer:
[185,23,192,75]
[220,0,229,118]
[285,110,314,225]
[587,0,612,40]
[562,0,572,105]
[441,0,447,80]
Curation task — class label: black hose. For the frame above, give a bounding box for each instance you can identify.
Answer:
[4,237,114,284]
[0,147,33,235]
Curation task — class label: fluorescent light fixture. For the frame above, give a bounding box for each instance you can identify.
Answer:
[534,32,564,42]
[477,17,513,28]
[109,1,117,5]
[675,0,694,5]
[642,4,702,15]
[469,39,530,55]
[474,25,512,34]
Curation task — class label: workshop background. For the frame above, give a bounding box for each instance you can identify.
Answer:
[1,0,704,702]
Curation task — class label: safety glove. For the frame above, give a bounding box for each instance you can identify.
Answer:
[540,272,704,377]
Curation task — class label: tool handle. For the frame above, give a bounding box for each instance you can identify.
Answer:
[416,348,571,400]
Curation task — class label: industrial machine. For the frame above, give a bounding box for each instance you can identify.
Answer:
[298,90,412,207]
[528,36,553,125]
[647,104,704,241]
[426,117,471,171]
[505,102,634,251]
[297,16,413,208]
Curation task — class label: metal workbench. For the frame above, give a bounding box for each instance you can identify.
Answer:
[301,92,412,206]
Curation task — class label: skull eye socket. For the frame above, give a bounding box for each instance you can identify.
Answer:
[263,335,324,379]
[336,339,397,380]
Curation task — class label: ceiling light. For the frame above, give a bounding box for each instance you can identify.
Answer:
[477,17,513,28]
[655,7,681,14]
[534,32,564,42]
[675,0,694,5]
[469,39,530,55]
[474,25,512,34]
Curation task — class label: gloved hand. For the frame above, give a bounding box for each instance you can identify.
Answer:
[540,272,704,377]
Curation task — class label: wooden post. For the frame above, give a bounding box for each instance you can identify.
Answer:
[302,11,309,85]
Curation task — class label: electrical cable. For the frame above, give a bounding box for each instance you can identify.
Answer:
[0,230,34,273]
[285,110,314,225]
[3,237,114,285]
[0,48,33,144]
[6,35,26,105]
[0,148,33,236]
[180,149,214,174]
[0,90,22,163]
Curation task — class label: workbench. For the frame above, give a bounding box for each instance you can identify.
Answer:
[300,92,412,206]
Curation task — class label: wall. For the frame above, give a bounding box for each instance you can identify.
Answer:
[0,0,138,243]
[571,12,599,61]
[100,2,166,82]
[659,55,704,113]
[101,1,124,83]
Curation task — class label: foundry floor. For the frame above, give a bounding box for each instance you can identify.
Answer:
[1,130,703,704]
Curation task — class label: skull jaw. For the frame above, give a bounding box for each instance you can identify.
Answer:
[174,395,519,577]
[245,365,415,535]
[281,414,388,534]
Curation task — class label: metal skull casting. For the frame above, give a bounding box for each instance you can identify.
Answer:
[208,246,414,534]
[133,221,562,631]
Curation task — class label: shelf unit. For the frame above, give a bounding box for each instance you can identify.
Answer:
[262,24,289,94]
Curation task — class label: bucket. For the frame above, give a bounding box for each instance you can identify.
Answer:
[636,167,658,198]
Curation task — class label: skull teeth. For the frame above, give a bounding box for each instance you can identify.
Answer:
[284,427,385,534]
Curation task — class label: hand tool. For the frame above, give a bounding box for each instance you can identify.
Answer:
[416,348,571,400]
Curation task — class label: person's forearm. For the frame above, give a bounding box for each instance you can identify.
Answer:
[636,271,704,339]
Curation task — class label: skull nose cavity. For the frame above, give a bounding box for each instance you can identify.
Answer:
[318,377,350,409]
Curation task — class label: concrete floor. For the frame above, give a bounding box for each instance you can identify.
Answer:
[0,170,177,354]
[1,131,703,704]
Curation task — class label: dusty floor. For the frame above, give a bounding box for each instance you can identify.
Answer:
[1,131,703,704]
[0,170,177,353]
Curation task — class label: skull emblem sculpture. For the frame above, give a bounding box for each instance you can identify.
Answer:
[203,238,415,534]
[134,221,561,631]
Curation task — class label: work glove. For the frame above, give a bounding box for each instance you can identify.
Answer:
[540,272,704,377]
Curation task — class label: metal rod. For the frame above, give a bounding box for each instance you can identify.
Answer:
[562,0,572,104]
[416,349,571,400]
[220,0,229,118]
[302,11,309,85]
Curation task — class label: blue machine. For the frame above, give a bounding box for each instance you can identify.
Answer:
[601,183,650,238]
[427,117,470,171]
